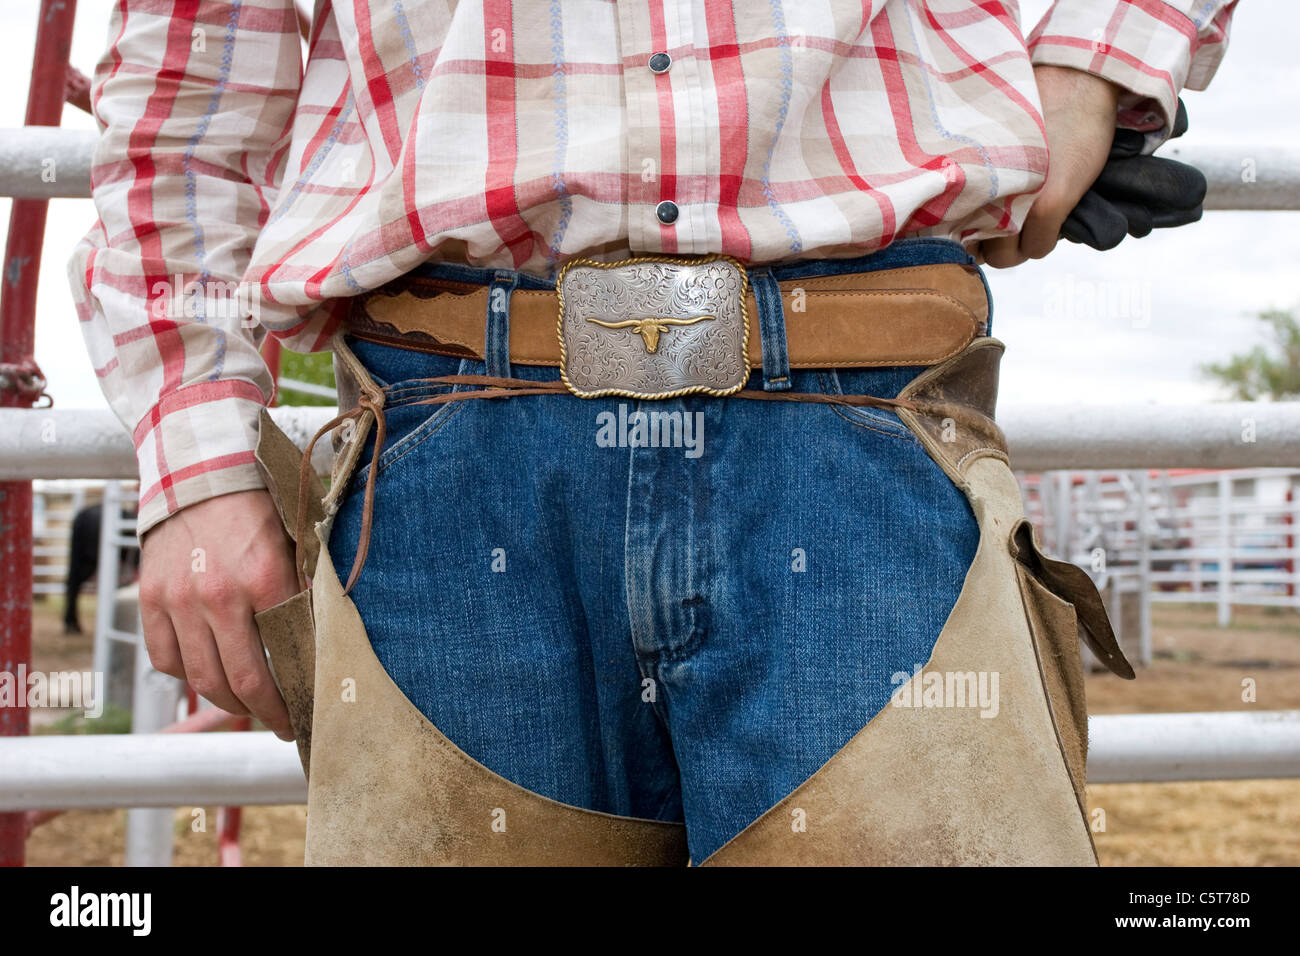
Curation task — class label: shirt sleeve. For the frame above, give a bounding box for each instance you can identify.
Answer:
[67,0,302,536]
[1026,0,1238,151]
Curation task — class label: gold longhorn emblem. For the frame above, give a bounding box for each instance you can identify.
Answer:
[584,314,715,353]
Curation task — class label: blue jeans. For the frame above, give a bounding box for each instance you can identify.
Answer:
[328,239,985,863]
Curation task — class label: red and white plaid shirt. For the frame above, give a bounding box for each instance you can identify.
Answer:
[69,0,1235,534]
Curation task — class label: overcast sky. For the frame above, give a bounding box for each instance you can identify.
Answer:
[1,0,1296,412]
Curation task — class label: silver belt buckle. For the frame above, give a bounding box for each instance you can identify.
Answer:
[556,254,751,399]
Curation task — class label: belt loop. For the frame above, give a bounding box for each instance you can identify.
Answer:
[486,271,518,378]
[750,267,791,391]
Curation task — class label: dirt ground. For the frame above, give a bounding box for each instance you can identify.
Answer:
[20,597,1300,866]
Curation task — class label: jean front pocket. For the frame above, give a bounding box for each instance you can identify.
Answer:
[374,364,477,469]
[342,337,479,487]
[813,365,927,441]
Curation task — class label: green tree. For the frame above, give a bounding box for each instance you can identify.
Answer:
[1201,309,1300,400]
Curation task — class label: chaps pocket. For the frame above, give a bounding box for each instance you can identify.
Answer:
[1009,520,1135,681]
[1013,560,1088,808]
[255,589,316,778]
[1009,519,1135,811]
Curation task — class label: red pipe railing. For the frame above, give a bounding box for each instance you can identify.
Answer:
[0,0,79,868]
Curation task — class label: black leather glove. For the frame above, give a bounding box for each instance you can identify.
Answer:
[1060,98,1207,251]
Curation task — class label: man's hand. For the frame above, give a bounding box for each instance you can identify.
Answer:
[980,66,1122,268]
[138,489,300,740]
[1058,99,1205,250]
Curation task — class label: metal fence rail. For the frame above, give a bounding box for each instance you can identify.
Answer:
[0,127,96,199]
[1,710,1296,811]
[0,732,306,810]
[0,407,337,480]
[1087,710,1300,784]
[5,130,1293,209]
[2,401,1298,480]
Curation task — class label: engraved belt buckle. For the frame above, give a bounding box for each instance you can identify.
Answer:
[556,254,751,399]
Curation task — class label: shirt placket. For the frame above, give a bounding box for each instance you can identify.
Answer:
[619,0,706,255]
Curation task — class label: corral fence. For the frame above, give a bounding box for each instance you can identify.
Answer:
[1,1,1299,865]
[1021,467,1300,668]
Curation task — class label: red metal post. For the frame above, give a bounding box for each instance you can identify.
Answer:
[0,0,78,867]
[217,715,252,866]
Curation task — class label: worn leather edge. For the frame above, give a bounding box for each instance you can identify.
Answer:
[254,591,315,778]
[251,410,325,779]
[895,337,1009,493]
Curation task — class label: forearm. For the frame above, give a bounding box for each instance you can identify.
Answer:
[72,0,302,534]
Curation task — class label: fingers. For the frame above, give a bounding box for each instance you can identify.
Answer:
[170,609,252,718]
[978,234,1024,270]
[142,567,295,739]
[188,558,296,737]
[1016,203,1066,261]
[133,490,304,738]
[210,610,295,741]
[978,198,1071,268]
[139,591,186,681]
[981,136,1205,263]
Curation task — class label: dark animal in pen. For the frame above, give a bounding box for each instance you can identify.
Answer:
[63,503,139,635]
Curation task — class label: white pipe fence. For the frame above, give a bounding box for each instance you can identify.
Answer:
[3,402,1298,480]
[0,732,307,810]
[0,407,337,480]
[1087,710,1300,784]
[999,403,1300,471]
[1162,145,1300,211]
[1,710,1296,811]
[5,131,1291,209]
[0,127,96,199]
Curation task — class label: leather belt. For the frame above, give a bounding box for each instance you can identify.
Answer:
[345,259,989,372]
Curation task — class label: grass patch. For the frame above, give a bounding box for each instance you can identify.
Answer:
[35,704,133,736]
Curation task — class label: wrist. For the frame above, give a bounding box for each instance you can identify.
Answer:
[1033,64,1122,115]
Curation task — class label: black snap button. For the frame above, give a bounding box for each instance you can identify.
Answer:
[655,200,679,224]
[648,52,672,74]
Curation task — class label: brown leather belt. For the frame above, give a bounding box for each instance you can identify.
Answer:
[345,260,989,370]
